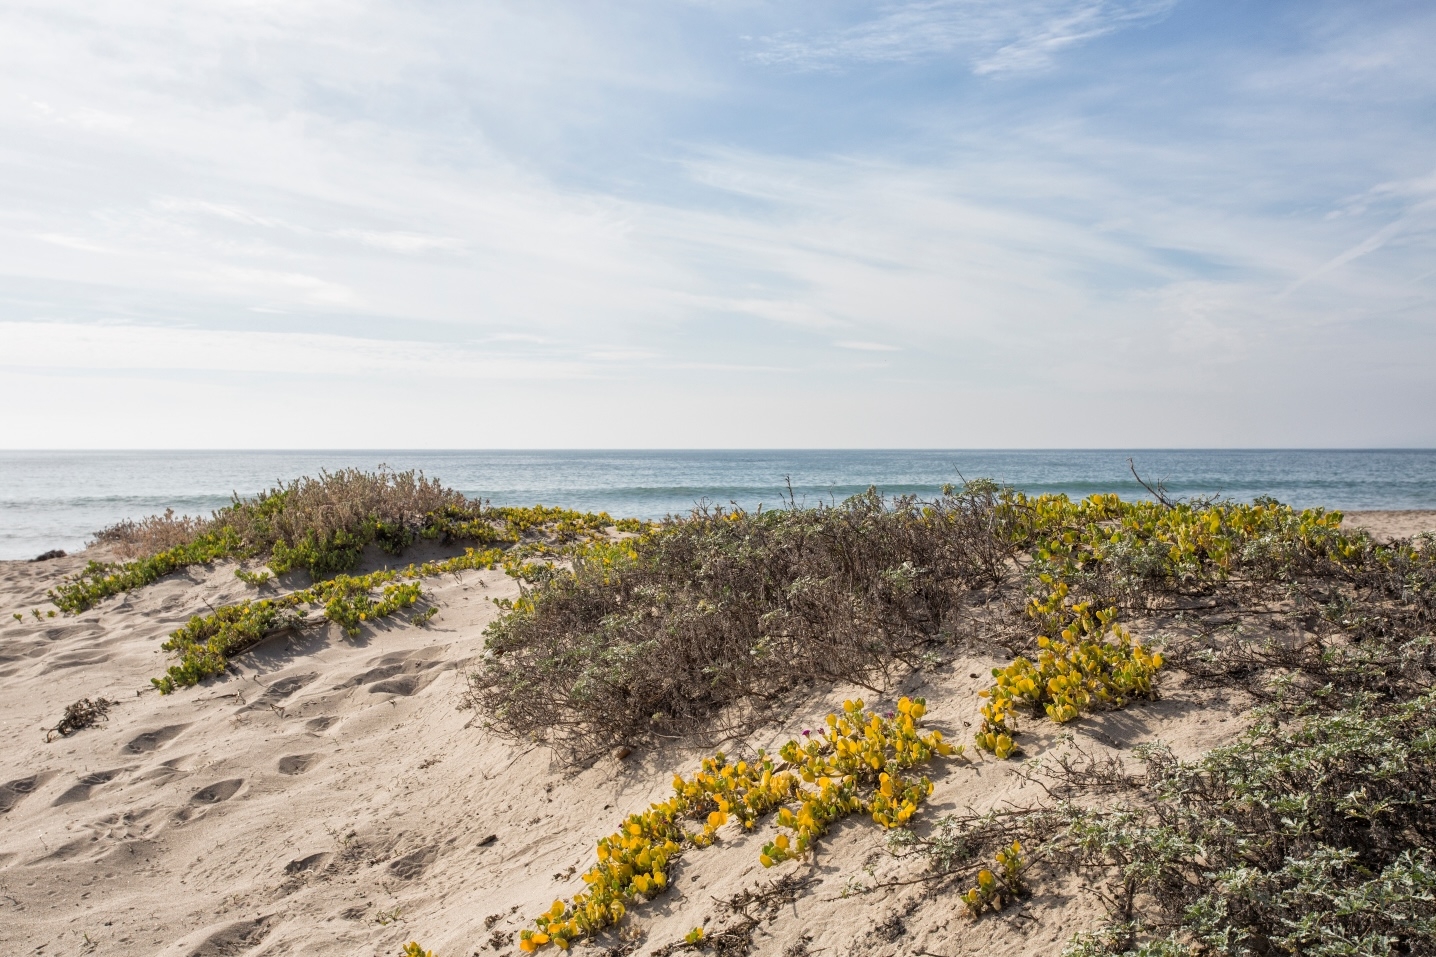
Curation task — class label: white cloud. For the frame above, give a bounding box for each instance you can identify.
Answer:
[834,340,901,352]
[329,229,465,255]
[0,321,590,380]
[751,0,1176,74]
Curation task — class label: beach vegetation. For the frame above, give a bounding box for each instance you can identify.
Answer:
[481,482,1435,952]
[959,841,1026,916]
[975,592,1163,757]
[519,698,954,951]
[475,486,1009,761]
[45,697,113,742]
[234,568,273,587]
[152,548,505,692]
[873,494,1434,949]
[47,467,1436,952]
[51,468,639,613]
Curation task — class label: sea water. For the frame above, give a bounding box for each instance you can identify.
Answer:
[2,449,1434,561]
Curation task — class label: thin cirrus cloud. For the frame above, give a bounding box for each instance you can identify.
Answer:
[153,199,466,256]
[750,0,1177,73]
[0,321,591,381]
[835,341,902,352]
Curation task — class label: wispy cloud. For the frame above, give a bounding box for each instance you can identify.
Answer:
[0,321,593,380]
[1,0,1433,448]
[153,199,466,255]
[834,340,901,352]
[1282,169,1436,298]
[750,0,1176,74]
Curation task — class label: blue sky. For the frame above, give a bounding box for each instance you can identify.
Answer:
[1,0,1432,448]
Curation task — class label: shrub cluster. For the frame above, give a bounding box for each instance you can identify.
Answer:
[476,487,1009,760]
[1055,691,1436,956]
[53,468,637,613]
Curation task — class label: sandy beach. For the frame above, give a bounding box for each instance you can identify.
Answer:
[2,511,1432,956]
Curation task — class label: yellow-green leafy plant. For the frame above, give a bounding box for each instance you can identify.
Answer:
[976,592,1162,757]
[519,697,957,952]
[995,491,1361,594]
[959,841,1025,916]
[152,547,506,692]
[401,944,434,957]
[762,697,958,865]
[234,567,273,587]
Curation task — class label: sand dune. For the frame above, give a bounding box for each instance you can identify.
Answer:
[6,515,1430,954]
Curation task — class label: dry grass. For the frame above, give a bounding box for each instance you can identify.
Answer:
[91,508,209,558]
[91,467,466,560]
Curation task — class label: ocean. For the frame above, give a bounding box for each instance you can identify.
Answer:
[2,449,1434,561]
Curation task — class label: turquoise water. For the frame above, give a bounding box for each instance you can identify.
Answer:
[1,449,1434,561]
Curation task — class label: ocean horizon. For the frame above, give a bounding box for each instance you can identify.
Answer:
[3,448,1435,561]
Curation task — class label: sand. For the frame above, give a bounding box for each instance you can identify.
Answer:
[6,515,1429,955]
[1343,510,1436,541]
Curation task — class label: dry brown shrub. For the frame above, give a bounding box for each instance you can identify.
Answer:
[91,508,208,558]
[90,467,467,561]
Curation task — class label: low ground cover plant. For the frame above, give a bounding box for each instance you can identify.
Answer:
[150,551,500,692]
[975,591,1164,758]
[519,697,955,951]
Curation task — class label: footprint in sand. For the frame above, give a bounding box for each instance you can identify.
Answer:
[189,778,244,804]
[387,845,438,880]
[337,663,405,688]
[277,753,321,776]
[136,759,189,785]
[283,851,331,875]
[42,835,101,862]
[240,671,318,713]
[52,768,131,806]
[304,715,337,732]
[368,672,437,696]
[123,723,189,754]
[183,916,273,957]
[0,771,56,813]
[46,651,113,671]
[336,652,443,689]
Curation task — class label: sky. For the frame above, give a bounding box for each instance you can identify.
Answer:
[1,0,1433,449]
